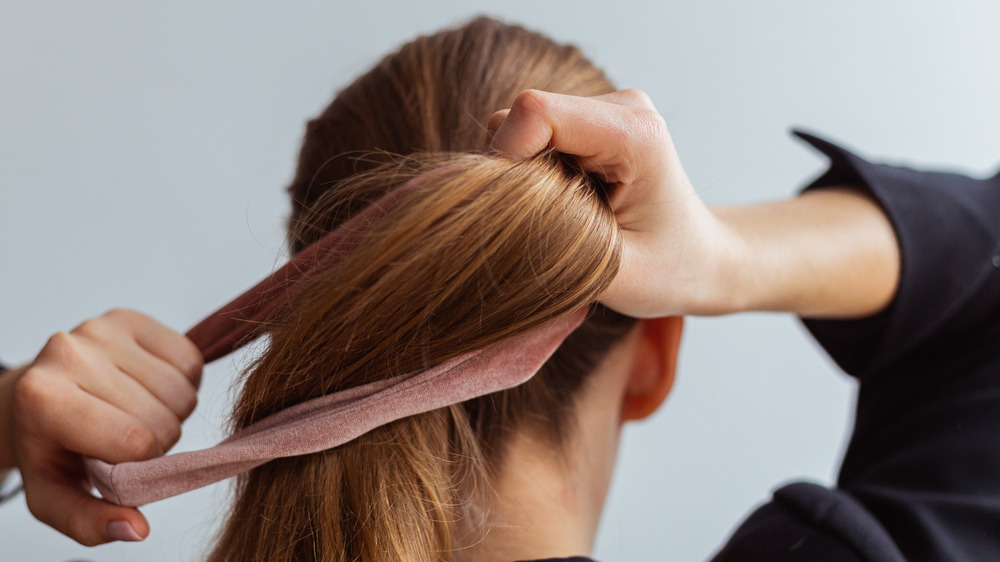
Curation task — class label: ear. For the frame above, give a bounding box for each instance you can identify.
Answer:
[621,316,684,422]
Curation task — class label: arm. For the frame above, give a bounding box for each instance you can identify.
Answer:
[711,186,899,318]
[0,365,22,492]
[487,89,900,319]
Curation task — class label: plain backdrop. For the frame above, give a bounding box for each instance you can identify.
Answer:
[2,1,998,560]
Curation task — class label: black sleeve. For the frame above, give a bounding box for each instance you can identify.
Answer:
[713,131,1000,562]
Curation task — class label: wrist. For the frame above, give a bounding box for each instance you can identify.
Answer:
[709,203,794,316]
[678,208,757,316]
[0,365,26,469]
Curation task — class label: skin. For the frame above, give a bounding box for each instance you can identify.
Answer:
[0,310,203,545]
[0,88,900,550]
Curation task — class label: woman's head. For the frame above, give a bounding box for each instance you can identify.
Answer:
[210,17,646,562]
[284,16,616,243]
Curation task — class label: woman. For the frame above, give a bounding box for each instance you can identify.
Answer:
[4,16,999,561]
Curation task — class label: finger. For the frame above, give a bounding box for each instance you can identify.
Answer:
[102,309,204,388]
[489,89,668,185]
[67,357,183,454]
[21,455,149,545]
[488,90,558,159]
[589,88,658,111]
[110,338,198,420]
[16,372,166,463]
[490,89,648,159]
[30,329,183,454]
[485,89,652,144]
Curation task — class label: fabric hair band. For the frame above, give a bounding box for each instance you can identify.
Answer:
[83,178,587,507]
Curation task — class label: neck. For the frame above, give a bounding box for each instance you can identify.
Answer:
[455,419,620,562]
[454,339,633,562]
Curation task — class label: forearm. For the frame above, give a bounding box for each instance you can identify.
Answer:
[711,186,900,319]
[0,364,26,469]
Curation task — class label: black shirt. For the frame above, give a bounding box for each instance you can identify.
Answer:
[529,131,1000,561]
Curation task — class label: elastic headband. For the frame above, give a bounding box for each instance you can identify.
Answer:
[84,179,586,507]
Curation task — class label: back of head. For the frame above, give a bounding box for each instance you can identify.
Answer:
[209,17,637,562]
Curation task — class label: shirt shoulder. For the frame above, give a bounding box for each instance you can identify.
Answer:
[712,482,905,561]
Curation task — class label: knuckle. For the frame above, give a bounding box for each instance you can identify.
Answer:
[632,107,664,134]
[25,493,97,546]
[99,308,146,334]
[121,425,160,460]
[77,534,102,547]
[24,479,101,546]
[36,331,90,377]
[24,493,50,526]
[71,318,105,340]
[511,89,552,118]
[13,368,54,416]
[163,422,182,449]
[66,514,100,546]
[623,88,655,109]
[180,343,205,382]
[101,308,144,331]
[103,307,136,321]
[24,490,42,519]
[180,390,199,419]
[42,331,78,360]
[626,109,669,145]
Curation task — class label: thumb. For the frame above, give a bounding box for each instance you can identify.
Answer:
[22,466,149,546]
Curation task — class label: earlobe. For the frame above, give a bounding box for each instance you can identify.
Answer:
[621,316,684,422]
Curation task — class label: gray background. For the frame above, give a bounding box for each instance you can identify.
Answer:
[2,1,998,560]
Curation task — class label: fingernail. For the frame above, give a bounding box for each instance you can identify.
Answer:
[107,520,144,542]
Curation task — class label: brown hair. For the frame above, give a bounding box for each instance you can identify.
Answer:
[209,17,637,562]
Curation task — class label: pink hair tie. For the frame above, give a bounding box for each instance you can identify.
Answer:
[84,181,586,507]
